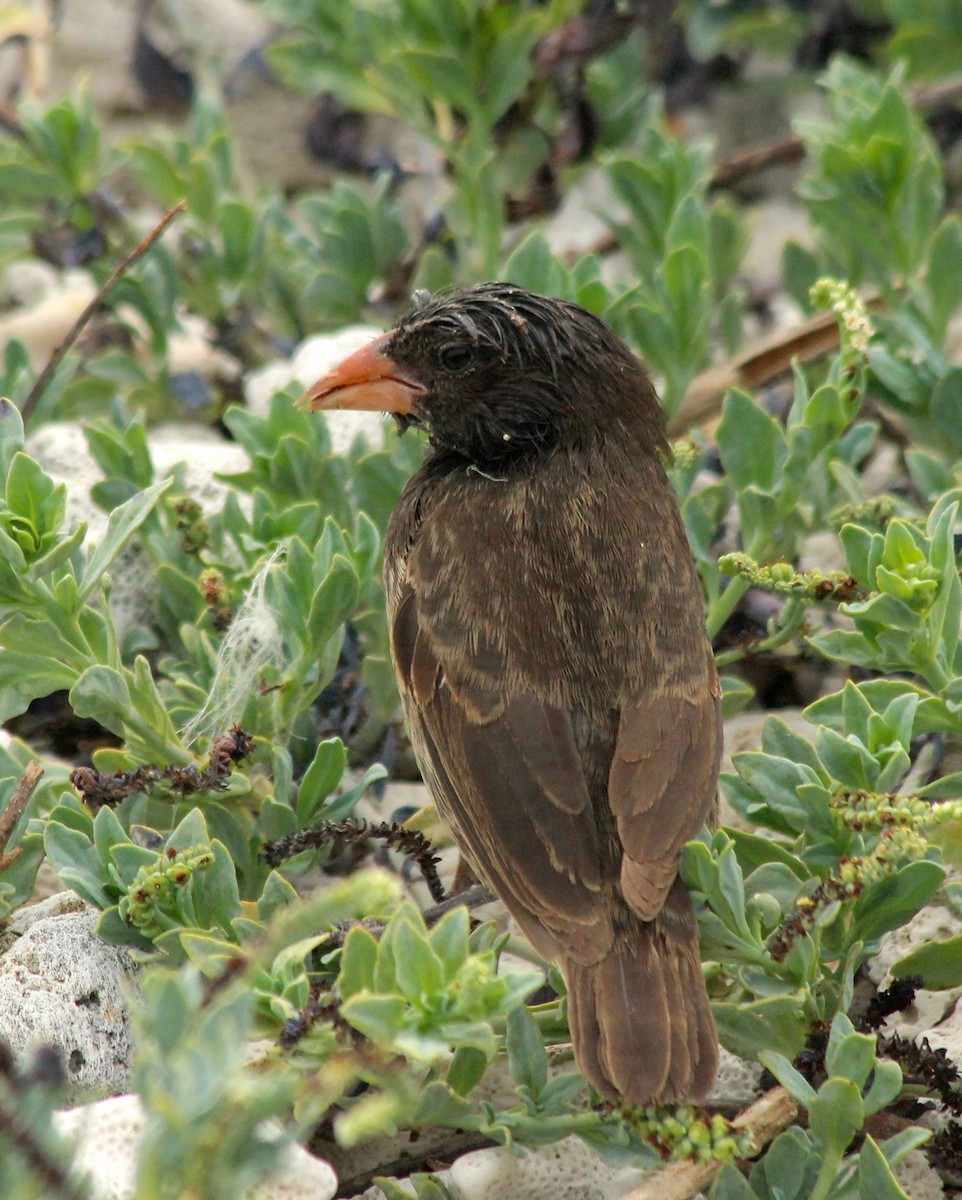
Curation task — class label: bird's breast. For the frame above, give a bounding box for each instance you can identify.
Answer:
[385,450,710,713]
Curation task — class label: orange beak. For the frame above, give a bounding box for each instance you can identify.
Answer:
[296,334,426,415]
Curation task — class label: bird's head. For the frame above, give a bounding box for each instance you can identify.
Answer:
[298,283,666,469]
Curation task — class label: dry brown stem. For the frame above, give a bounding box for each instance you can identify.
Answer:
[0,761,43,872]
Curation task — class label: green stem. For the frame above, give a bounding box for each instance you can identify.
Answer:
[706,575,750,640]
[715,596,809,666]
[809,1149,844,1200]
[921,658,950,693]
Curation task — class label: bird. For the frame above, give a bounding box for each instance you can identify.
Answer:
[298,283,721,1104]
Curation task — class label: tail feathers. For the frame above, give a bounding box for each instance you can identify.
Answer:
[564,880,717,1105]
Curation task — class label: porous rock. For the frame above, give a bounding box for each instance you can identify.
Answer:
[446,1136,647,1200]
[0,899,137,1100]
[869,902,962,1041]
[892,1149,944,1200]
[710,1047,764,1108]
[53,1093,338,1200]
[0,889,88,956]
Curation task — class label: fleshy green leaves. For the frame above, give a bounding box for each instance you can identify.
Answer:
[42,803,254,958]
[339,901,541,1063]
[796,59,943,285]
[813,504,962,691]
[744,1015,923,1200]
[605,123,744,415]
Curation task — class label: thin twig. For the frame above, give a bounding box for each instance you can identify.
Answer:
[70,727,253,812]
[0,1096,85,1200]
[709,134,805,191]
[20,200,186,425]
[422,882,496,924]
[624,1087,798,1200]
[711,72,962,191]
[0,762,43,872]
[263,818,448,903]
[0,1042,84,1200]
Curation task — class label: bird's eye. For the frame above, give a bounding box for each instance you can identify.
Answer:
[438,343,474,372]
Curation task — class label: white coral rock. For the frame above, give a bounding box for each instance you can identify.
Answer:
[53,1094,338,1200]
[869,902,962,1040]
[893,1149,944,1200]
[446,1136,647,1200]
[0,900,138,1100]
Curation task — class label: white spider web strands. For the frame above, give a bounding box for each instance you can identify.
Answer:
[181,543,291,749]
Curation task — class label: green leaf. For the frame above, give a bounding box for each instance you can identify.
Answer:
[862,1058,903,1116]
[716,996,809,1062]
[68,665,132,738]
[732,753,821,832]
[503,231,568,297]
[760,716,823,777]
[809,1077,863,1157]
[710,1166,758,1200]
[201,841,243,934]
[927,215,962,339]
[429,905,470,978]
[4,451,58,525]
[92,804,130,864]
[857,1135,911,1200]
[721,674,755,717]
[506,1006,547,1097]
[410,1080,474,1128]
[306,554,359,649]
[0,397,25,480]
[341,994,408,1043]
[78,478,172,601]
[393,918,444,1002]
[259,795,297,842]
[851,861,945,945]
[0,652,76,724]
[825,1020,876,1088]
[750,1127,818,1200]
[876,1126,932,1166]
[27,520,87,579]
[295,738,347,825]
[806,679,954,736]
[256,870,298,923]
[43,821,113,909]
[815,728,878,790]
[446,1046,488,1097]
[840,524,882,588]
[804,384,850,453]
[930,366,962,450]
[891,934,962,988]
[782,240,821,312]
[757,1050,817,1104]
[717,389,786,492]
[728,830,808,880]
[180,932,246,976]
[338,926,379,999]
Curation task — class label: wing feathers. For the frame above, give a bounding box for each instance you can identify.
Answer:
[610,689,721,921]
